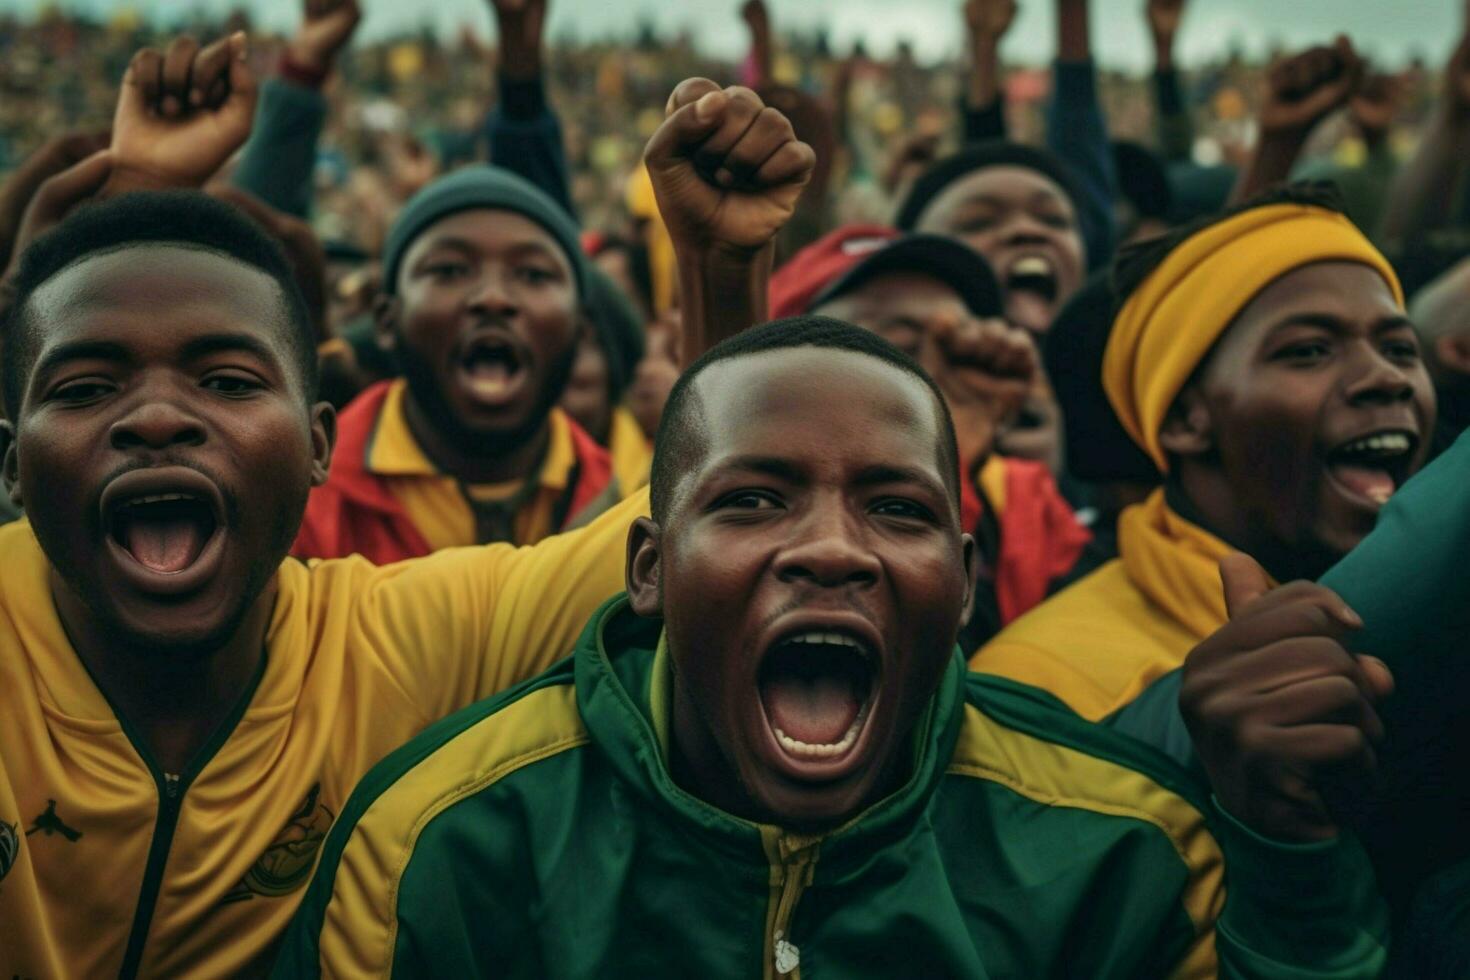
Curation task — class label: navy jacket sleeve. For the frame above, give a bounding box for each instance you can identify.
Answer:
[232,77,328,219]
[1046,59,1117,270]
[963,97,1007,144]
[485,75,576,221]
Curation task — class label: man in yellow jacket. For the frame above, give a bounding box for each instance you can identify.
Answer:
[0,44,814,980]
[972,183,1437,720]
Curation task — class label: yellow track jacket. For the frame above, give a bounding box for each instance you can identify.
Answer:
[971,489,1234,721]
[0,489,646,979]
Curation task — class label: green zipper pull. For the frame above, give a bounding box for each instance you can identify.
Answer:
[163,773,180,800]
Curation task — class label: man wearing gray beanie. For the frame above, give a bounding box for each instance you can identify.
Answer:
[293,165,630,562]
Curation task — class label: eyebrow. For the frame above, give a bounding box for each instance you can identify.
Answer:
[851,463,949,496]
[715,455,807,483]
[33,339,132,379]
[1266,312,1417,338]
[711,456,948,497]
[416,235,564,264]
[178,332,281,364]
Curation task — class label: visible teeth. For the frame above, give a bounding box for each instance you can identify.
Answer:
[1011,256,1053,277]
[785,630,863,650]
[773,705,869,759]
[1367,486,1394,504]
[1340,432,1412,455]
[126,493,196,507]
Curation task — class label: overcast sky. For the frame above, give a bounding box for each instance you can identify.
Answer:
[1,0,1458,71]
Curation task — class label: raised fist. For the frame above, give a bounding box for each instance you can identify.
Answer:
[1259,36,1363,136]
[289,0,362,74]
[926,313,1035,464]
[644,78,816,256]
[1181,553,1394,842]
[108,33,258,194]
[1348,73,1400,140]
[965,0,1018,44]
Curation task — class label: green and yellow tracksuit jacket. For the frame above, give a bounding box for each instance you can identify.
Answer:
[276,596,1388,979]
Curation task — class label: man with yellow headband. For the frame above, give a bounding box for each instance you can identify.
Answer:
[971,184,1437,722]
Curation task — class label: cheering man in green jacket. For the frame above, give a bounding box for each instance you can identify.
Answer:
[276,321,1387,977]
[275,80,1389,979]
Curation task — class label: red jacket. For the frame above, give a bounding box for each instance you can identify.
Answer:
[292,382,616,564]
[961,455,1091,625]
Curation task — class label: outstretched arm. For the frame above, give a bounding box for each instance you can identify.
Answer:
[644,79,816,364]
[1147,0,1194,162]
[963,0,1016,142]
[234,0,361,218]
[483,0,575,217]
[1231,37,1362,205]
[1048,0,1117,268]
[1380,6,1470,244]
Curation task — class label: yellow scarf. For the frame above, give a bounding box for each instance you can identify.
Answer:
[1117,489,1236,640]
[1103,204,1403,472]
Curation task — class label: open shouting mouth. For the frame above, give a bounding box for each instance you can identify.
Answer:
[456,332,530,409]
[756,620,881,779]
[1003,254,1060,332]
[100,467,227,596]
[1325,429,1418,508]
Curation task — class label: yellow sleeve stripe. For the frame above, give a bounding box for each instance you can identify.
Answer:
[317,683,587,977]
[947,703,1224,972]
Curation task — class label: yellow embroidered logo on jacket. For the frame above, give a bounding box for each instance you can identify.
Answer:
[225,784,335,902]
[0,820,17,883]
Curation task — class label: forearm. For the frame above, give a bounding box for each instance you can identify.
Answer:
[1046,59,1117,267]
[675,243,771,367]
[1380,105,1470,243]
[1211,804,1389,979]
[486,73,575,218]
[233,75,328,218]
[1153,67,1194,163]
[967,38,1002,114]
[1229,129,1308,206]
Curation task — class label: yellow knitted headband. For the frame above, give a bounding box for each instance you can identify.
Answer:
[1102,204,1404,472]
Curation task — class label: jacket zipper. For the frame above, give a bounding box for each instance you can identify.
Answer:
[764,832,820,978]
[116,769,188,980]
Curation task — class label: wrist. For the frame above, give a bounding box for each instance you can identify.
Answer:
[100,163,186,198]
[1152,39,1174,71]
[282,45,334,85]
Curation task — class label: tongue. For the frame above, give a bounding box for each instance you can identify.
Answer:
[1332,463,1396,504]
[463,359,516,401]
[1005,290,1053,333]
[122,516,206,573]
[762,672,861,746]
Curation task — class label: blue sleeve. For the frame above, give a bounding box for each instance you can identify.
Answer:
[963,97,1007,144]
[485,75,576,222]
[232,77,327,220]
[1046,59,1117,270]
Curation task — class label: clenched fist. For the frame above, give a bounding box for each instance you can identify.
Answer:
[926,314,1036,465]
[644,78,816,257]
[1259,36,1363,136]
[108,33,258,194]
[1182,553,1393,843]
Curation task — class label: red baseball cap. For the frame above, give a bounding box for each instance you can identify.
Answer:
[769,224,1005,321]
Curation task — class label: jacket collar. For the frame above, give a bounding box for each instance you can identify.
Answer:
[574,596,968,866]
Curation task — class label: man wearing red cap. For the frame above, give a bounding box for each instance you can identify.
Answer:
[770,225,1090,646]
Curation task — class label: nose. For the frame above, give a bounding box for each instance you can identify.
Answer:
[1345,345,1416,408]
[466,266,519,318]
[999,211,1055,246]
[774,504,882,590]
[109,393,206,451]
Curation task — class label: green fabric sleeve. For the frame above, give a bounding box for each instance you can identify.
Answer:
[1212,800,1389,979]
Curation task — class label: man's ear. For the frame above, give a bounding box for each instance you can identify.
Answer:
[0,420,19,509]
[625,516,663,618]
[307,401,337,488]
[1436,332,1470,377]
[959,530,979,626]
[373,293,401,354]
[1158,386,1214,458]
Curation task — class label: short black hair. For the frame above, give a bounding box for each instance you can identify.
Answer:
[2,191,318,419]
[1111,181,1348,314]
[648,315,960,524]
